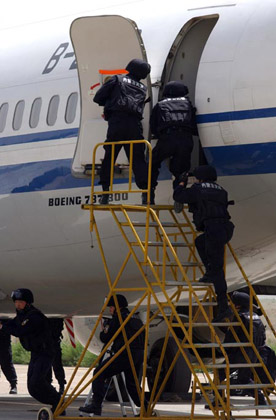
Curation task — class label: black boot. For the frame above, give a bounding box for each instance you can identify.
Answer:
[99,186,110,205]
[9,383,17,394]
[79,401,102,415]
[141,189,155,205]
[174,201,183,213]
[212,305,233,323]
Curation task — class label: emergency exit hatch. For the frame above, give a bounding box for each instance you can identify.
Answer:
[70,15,151,177]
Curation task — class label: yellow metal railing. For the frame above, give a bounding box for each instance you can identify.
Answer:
[50,140,276,419]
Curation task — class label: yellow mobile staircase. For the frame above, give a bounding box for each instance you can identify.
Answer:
[39,140,276,420]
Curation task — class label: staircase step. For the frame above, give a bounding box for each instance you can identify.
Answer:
[121,221,190,228]
[131,241,190,247]
[164,281,211,287]
[142,261,201,267]
[183,322,240,327]
[189,342,252,349]
[193,363,262,369]
[217,383,273,390]
[229,404,276,411]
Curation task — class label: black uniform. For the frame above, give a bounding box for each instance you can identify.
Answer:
[0,325,17,391]
[94,59,151,192]
[219,301,266,403]
[49,318,66,393]
[150,82,196,193]
[173,178,234,307]
[81,307,145,413]
[2,305,60,410]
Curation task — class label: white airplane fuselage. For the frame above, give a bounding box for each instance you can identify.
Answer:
[1,0,276,318]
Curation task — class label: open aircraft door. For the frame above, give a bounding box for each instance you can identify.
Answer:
[70,15,151,177]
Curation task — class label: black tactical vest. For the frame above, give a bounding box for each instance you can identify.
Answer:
[16,306,54,354]
[110,75,147,118]
[191,182,230,230]
[156,97,193,133]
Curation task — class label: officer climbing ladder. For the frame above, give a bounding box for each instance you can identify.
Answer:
[38,140,276,420]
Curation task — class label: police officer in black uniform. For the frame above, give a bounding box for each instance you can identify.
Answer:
[93,59,151,205]
[173,165,235,322]
[48,318,66,395]
[150,81,196,204]
[206,291,267,408]
[0,323,17,394]
[79,294,146,415]
[0,289,64,415]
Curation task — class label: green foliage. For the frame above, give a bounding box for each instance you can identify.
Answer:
[61,341,97,367]
[11,339,96,367]
[12,341,31,364]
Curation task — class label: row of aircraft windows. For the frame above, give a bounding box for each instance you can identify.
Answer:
[0,92,79,134]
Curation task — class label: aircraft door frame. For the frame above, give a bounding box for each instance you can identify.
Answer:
[160,15,219,168]
[70,15,151,177]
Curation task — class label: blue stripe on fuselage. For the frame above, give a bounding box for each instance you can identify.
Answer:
[0,141,275,195]
[0,128,79,146]
[205,142,276,176]
[196,107,276,124]
[0,106,275,146]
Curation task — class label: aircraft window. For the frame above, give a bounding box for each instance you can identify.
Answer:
[65,92,78,124]
[0,103,9,133]
[29,97,42,129]
[13,100,25,131]
[47,95,60,126]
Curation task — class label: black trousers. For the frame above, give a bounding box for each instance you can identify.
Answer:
[151,131,193,189]
[92,349,144,407]
[28,352,60,408]
[0,338,17,386]
[195,220,234,304]
[100,113,148,190]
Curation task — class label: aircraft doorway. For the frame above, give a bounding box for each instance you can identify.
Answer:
[161,16,219,169]
[70,16,151,177]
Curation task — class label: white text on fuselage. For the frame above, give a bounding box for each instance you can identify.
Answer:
[48,193,128,207]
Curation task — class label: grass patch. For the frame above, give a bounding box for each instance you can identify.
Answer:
[12,339,97,367]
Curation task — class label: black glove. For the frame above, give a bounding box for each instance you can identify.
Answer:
[179,172,189,187]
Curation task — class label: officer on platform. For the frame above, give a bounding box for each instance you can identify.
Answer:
[0,289,64,415]
[173,165,235,322]
[0,323,17,394]
[93,59,151,205]
[79,294,146,415]
[150,81,197,204]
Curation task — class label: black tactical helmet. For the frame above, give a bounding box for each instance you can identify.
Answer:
[232,291,250,309]
[193,165,217,182]
[126,59,151,80]
[163,81,189,98]
[106,294,128,308]
[11,288,34,304]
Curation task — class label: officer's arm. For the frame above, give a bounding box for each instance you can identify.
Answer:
[93,76,117,106]
[173,184,196,204]
[2,313,43,338]
[99,316,119,344]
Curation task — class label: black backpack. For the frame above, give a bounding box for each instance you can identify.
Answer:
[256,345,276,387]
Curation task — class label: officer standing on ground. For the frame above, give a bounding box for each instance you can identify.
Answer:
[0,289,64,415]
[206,291,267,408]
[173,165,234,322]
[0,322,17,394]
[79,294,146,415]
[49,318,66,395]
[93,59,151,205]
[150,81,197,204]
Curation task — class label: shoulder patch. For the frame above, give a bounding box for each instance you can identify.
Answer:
[21,319,29,326]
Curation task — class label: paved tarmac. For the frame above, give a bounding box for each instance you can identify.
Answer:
[1,365,276,419]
